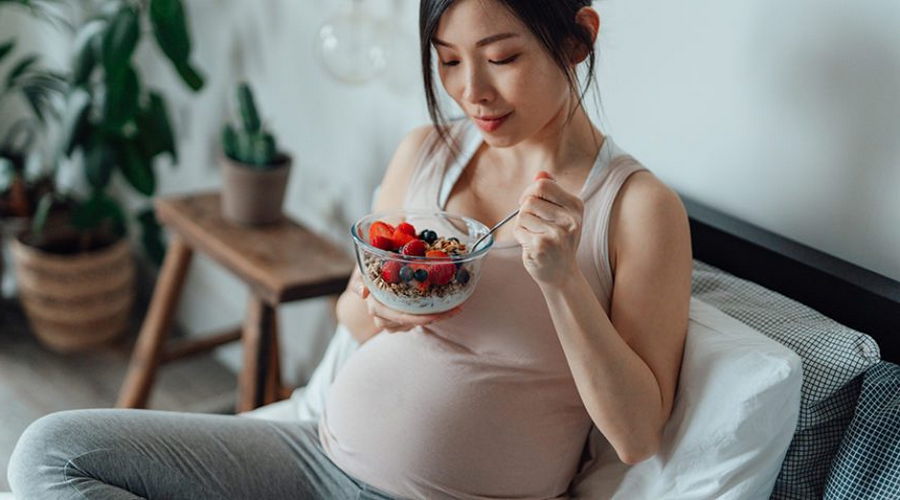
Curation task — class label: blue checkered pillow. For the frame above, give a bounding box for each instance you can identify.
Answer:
[691,260,882,499]
[823,362,900,499]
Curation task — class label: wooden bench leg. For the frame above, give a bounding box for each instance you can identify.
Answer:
[116,237,193,409]
[238,296,277,413]
[263,312,283,405]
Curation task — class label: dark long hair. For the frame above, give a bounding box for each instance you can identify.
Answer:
[419,0,598,148]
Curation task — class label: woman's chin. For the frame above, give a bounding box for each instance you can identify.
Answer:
[479,132,520,148]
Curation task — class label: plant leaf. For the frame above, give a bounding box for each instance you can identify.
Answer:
[84,134,116,190]
[103,64,139,130]
[119,139,155,196]
[137,92,177,161]
[149,0,204,91]
[60,87,91,156]
[5,54,38,88]
[29,191,56,242]
[72,19,105,86]
[175,60,204,91]
[101,4,139,80]
[0,40,14,64]
[20,70,66,124]
[149,0,190,63]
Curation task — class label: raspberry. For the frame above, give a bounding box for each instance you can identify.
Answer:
[401,239,428,256]
[381,261,402,284]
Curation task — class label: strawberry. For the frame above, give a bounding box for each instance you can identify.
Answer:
[396,222,416,236]
[371,235,394,251]
[401,239,427,256]
[381,261,402,283]
[369,221,395,244]
[392,228,417,250]
[425,250,449,259]
[429,262,456,285]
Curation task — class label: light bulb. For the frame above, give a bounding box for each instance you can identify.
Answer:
[315,0,387,84]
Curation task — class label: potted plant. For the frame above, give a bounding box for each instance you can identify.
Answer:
[221,82,292,226]
[0,0,67,305]
[10,0,205,352]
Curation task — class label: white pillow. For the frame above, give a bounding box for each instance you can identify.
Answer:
[292,323,359,422]
[289,297,802,498]
[570,297,803,499]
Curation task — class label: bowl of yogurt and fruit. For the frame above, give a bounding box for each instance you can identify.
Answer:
[351,210,494,315]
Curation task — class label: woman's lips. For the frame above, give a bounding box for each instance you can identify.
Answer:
[473,112,512,133]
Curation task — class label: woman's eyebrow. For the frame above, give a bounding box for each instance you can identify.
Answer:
[433,33,520,48]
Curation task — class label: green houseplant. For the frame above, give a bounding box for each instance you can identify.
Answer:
[221,82,292,226]
[0,0,67,315]
[11,0,206,352]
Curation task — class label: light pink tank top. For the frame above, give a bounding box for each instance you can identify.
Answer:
[320,120,649,499]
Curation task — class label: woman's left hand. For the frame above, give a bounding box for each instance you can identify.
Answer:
[514,171,585,287]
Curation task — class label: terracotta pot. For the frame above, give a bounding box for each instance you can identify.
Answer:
[11,230,135,352]
[221,154,292,226]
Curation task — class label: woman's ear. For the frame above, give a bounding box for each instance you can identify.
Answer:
[570,7,600,64]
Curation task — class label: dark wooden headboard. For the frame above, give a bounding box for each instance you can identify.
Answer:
[681,194,900,364]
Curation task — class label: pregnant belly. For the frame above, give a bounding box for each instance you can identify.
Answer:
[320,332,590,498]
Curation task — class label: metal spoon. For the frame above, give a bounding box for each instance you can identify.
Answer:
[470,208,520,253]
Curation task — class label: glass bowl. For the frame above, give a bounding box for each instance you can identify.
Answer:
[350,209,494,315]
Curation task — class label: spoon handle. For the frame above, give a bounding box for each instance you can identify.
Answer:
[472,208,520,252]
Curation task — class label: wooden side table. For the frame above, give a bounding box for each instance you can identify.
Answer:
[117,191,354,413]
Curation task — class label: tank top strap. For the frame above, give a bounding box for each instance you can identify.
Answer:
[582,140,650,297]
[402,120,480,210]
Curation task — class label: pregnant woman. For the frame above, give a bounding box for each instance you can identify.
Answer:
[8,0,691,498]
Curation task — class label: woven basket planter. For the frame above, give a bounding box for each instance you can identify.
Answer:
[11,233,135,352]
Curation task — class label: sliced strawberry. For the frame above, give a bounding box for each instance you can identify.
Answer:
[425,250,449,259]
[429,262,456,285]
[401,239,428,256]
[369,221,395,244]
[381,261,402,283]
[371,235,394,251]
[392,228,417,250]
[396,222,416,236]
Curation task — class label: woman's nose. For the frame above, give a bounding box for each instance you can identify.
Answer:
[462,65,495,104]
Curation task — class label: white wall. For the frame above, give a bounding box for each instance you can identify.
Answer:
[3,0,898,383]
[592,0,900,283]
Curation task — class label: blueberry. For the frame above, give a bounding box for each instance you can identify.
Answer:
[414,268,429,282]
[420,229,438,244]
[456,268,470,285]
[399,265,415,282]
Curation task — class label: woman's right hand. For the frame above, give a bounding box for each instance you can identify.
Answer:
[350,268,464,333]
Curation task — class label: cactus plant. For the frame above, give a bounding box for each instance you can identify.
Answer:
[222,83,280,168]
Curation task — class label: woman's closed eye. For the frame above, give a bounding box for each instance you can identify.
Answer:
[439,54,520,67]
[489,54,519,65]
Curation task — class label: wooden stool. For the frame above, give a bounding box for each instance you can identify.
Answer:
[117,191,354,413]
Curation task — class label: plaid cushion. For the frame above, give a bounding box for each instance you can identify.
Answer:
[691,260,882,499]
[823,362,900,500]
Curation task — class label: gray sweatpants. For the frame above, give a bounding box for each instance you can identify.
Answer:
[7,409,399,500]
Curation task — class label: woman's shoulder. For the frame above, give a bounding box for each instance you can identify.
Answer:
[607,171,690,273]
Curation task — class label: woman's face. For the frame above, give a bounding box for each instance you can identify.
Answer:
[433,0,573,148]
